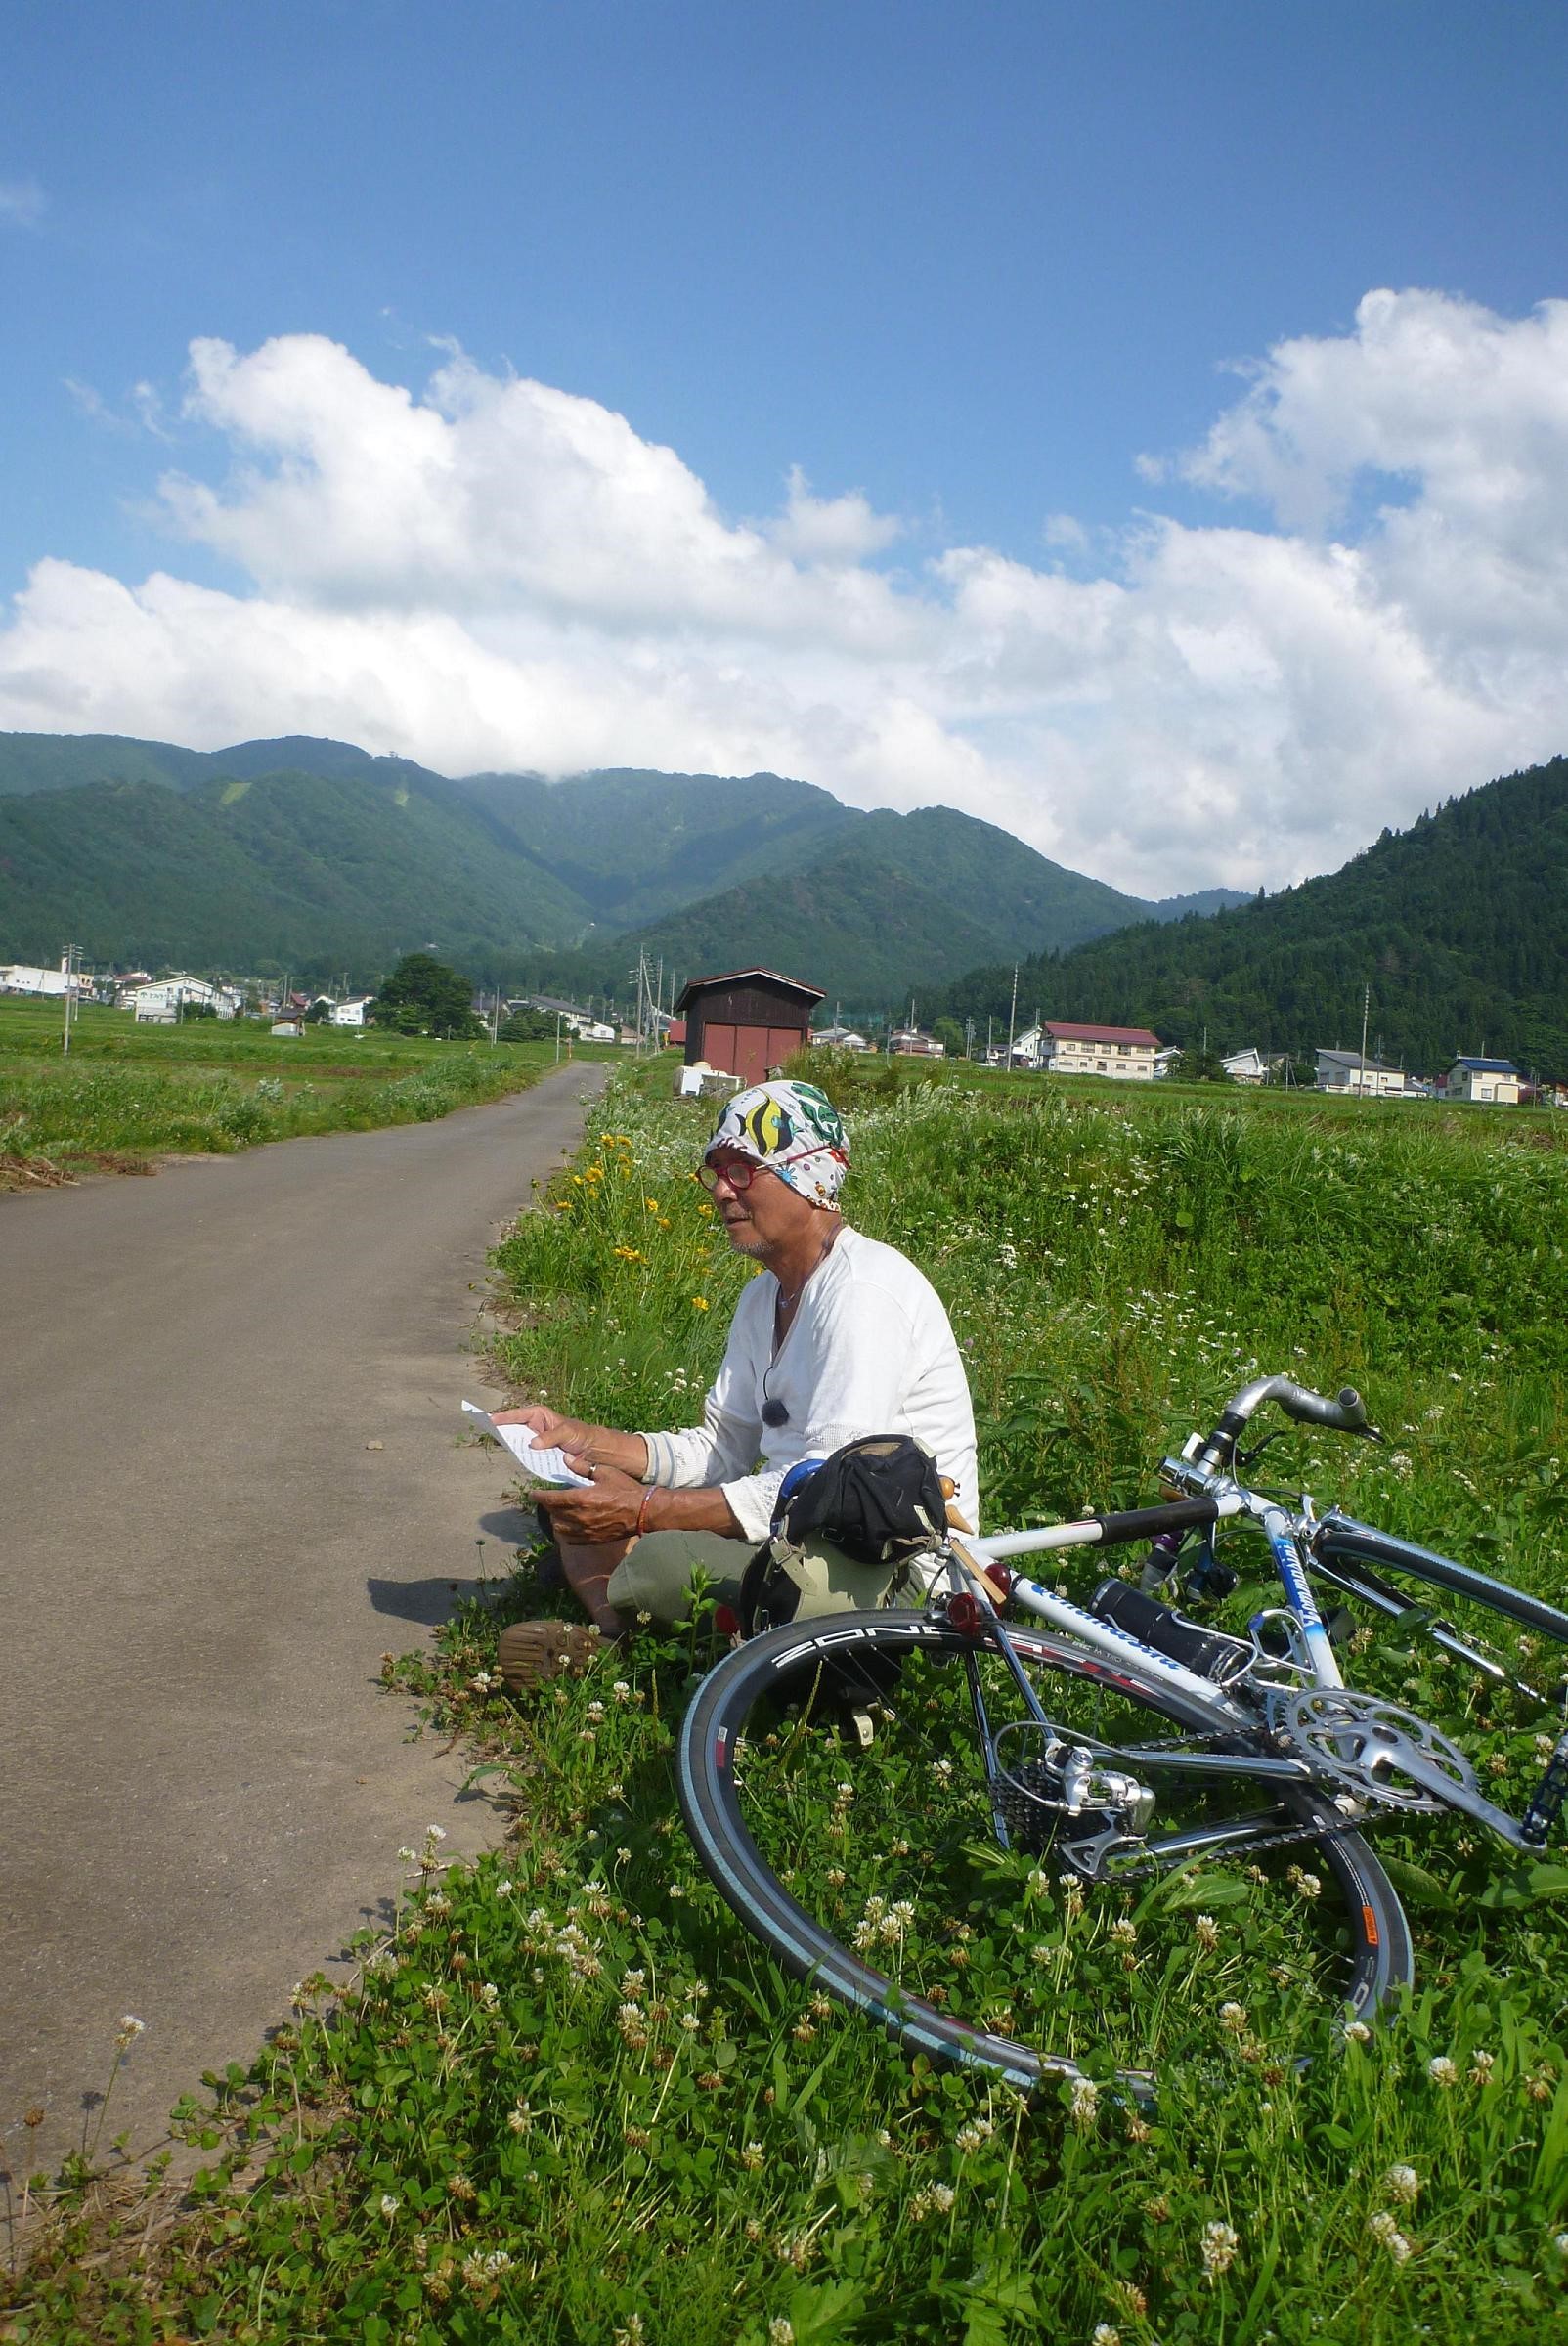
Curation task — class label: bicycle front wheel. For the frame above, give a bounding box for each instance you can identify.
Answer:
[678,1609,1412,2094]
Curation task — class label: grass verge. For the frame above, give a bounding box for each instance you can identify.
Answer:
[0,1001,599,1180]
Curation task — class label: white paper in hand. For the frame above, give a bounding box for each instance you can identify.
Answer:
[461,1401,594,1488]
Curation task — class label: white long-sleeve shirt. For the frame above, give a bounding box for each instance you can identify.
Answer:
[639,1226,979,1544]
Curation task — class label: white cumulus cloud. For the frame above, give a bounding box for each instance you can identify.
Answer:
[4,292,1568,895]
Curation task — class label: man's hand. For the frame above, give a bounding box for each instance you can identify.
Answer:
[536,1464,646,1543]
[492,1403,593,1449]
[491,1407,647,1477]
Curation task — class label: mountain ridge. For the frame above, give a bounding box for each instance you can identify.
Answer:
[0,728,1246,997]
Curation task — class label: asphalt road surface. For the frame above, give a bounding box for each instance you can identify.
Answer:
[0,1062,608,2184]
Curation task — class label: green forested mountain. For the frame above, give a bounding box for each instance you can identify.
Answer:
[0,765,588,973]
[453,766,854,929]
[0,732,218,796]
[936,758,1568,1076]
[0,729,1242,994]
[611,804,1232,1005]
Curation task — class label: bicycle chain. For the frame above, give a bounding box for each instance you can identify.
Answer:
[1088,1804,1369,1883]
[1033,1716,1397,1881]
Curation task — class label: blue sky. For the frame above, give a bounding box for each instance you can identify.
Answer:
[4,2,1568,892]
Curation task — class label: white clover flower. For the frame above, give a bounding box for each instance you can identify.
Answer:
[1427,2055,1459,2087]
[378,2193,400,2217]
[115,2014,146,2045]
[425,1824,448,1842]
[479,1982,500,2009]
[1344,2020,1372,2044]
[1219,2001,1248,2034]
[1201,2219,1240,2276]
[954,2116,994,2153]
[1369,2211,1413,2263]
[931,2182,955,2213]
[1092,2327,1121,2346]
[768,2322,795,2346]
[1068,2076,1100,2128]
[1385,2163,1419,2204]
[1468,2049,1495,2083]
[1111,1918,1137,1947]
[1194,1914,1220,1951]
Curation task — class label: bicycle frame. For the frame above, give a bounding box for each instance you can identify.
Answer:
[958,1419,1568,1855]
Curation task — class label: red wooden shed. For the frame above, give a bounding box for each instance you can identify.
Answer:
[675,967,825,1089]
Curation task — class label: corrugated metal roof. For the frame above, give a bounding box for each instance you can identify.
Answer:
[675,968,825,1011]
[1453,1058,1519,1073]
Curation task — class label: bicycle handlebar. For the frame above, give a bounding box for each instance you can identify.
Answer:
[1195,1374,1381,1466]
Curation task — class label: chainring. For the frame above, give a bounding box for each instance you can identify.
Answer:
[1264,1685,1477,1813]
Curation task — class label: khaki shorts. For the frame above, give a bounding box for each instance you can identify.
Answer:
[606,1528,918,1629]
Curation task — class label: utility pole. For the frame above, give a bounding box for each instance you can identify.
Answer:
[61,944,79,1056]
[1005,965,1019,1071]
[1359,984,1371,1097]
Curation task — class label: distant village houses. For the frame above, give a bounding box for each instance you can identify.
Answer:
[889,1025,944,1058]
[123,976,242,1022]
[519,994,618,1043]
[1444,1057,1521,1105]
[1038,1021,1161,1080]
[1220,1045,1272,1086]
[0,960,89,999]
[1315,1048,1410,1099]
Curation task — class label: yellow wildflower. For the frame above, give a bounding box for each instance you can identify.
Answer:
[644,1196,660,1211]
[691,1296,710,1311]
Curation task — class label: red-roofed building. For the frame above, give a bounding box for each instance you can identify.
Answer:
[1040,1021,1162,1080]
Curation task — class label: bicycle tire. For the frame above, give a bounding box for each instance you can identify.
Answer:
[678,1609,1413,2097]
[1315,1519,1568,1648]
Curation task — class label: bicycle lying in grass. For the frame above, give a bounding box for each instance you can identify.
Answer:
[677,1374,1568,2096]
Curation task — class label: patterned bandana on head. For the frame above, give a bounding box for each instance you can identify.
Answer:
[707,1080,849,1208]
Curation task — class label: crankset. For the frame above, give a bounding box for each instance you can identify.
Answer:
[1263,1686,1478,1813]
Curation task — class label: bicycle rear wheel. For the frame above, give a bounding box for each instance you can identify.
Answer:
[678,1609,1412,2095]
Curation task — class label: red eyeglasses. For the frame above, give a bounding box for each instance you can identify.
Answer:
[699,1153,763,1192]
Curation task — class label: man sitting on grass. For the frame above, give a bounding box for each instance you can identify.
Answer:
[493,1077,978,1692]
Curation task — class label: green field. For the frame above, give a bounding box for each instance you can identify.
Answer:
[0,999,593,1177]
[11,1063,1568,2342]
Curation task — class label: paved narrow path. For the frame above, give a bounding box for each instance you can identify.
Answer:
[0,1063,608,2183]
